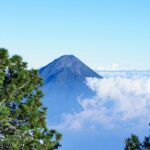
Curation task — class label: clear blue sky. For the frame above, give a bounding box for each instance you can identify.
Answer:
[0,0,150,69]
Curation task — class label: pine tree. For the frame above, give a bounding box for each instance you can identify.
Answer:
[143,124,150,150]
[125,124,150,150]
[125,134,142,150]
[143,136,150,150]
[0,48,62,150]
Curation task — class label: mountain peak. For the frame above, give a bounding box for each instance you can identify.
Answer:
[59,54,76,58]
[39,55,102,122]
[39,55,102,83]
[54,54,80,66]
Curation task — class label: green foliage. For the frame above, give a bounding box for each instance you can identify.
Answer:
[125,134,142,150]
[125,125,150,150]
[0,48,62,150]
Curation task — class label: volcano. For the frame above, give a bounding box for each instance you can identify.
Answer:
[39,55,102,123]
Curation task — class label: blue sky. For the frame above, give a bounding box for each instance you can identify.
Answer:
[0,0,150,69]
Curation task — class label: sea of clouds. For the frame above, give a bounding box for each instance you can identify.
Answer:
[55,71,150,131]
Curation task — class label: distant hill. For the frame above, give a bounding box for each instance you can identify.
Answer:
[39,55,102,123]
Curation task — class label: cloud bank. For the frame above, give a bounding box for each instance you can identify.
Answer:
[55,76,150,130]
[97,71,150,78]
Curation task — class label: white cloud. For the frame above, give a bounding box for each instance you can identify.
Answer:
[86,77,150,119]
[53,76,150,130]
